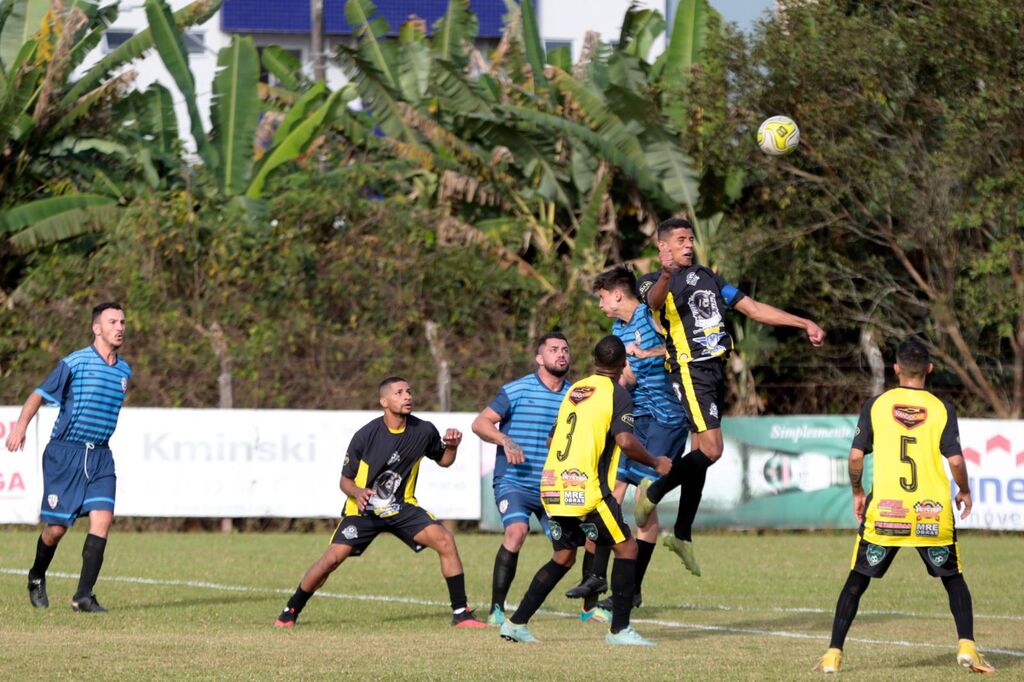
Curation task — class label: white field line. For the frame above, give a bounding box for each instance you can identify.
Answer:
[2,567,1022,658]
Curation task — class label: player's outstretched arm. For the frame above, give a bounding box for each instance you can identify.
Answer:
[437,429,462,468]
[733,297,826,347]
[4,392,44,452]
[848,448,867,522]
[947,455,973,519]
[615,432,671,475]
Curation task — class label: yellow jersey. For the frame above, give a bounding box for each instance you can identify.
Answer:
[540,374,634,517]
[854,386,961,546]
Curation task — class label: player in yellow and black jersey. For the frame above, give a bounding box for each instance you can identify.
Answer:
[813,339,994,674]
[273,377,486,630]
[499,336,671,647]
[637,217,825,576]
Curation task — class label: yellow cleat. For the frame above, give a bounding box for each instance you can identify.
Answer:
[662,535,701,577]
[957,639,995,673]
[812,648,843,674]
[634,478,657,527]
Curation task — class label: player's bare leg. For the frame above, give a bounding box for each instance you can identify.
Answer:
[274,543,354,628]
[414,523,486,627]
[71,509,115,613]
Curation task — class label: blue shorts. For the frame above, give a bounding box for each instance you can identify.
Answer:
[617,415,689,486]
[40,440,116,527]
[493,479,550,536]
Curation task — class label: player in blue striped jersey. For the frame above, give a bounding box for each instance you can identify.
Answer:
[5,302,131,613]
[565,266,690,612]
[472,333,571,626]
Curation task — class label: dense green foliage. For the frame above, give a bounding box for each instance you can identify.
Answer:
[1,0,1021,416]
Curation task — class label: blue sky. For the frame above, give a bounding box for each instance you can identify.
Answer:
[711,0,776,32]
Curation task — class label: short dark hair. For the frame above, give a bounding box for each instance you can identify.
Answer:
[536,331,568,353]
[657,217,694,241]
[592,266,638,298]
[593,334,626,370]
[895,338,930,376]
[378,376,409,396]
[92,302,123,323]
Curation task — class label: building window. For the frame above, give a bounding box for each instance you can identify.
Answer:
[105,30,133,52]
[184,31,205,54]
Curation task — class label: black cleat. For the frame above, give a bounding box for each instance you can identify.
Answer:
[564,574,608,599]
[71,594,108,613]
[597,592,643,610]
[451,609,488,628]
[275,607,298,628]
[28,575,49,609]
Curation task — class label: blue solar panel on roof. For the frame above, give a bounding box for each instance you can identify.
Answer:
[221,0,510,37]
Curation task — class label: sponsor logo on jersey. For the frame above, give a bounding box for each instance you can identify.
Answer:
[344,454,350,467]
[686,272,700,287]
[540,491,561,505]
[927,546,950,567]
[692,330,728,357]
[341,525,358,540]
[47,494,58,509]
[865,544,886,566]
[564,490,585,506]
[878,499,909,518]
[687,290,723,330]
[892,405,927,429]
[639,280,653,298]
[541,469,556,487]
[916,523,939,537]
[560,468,588,488]
[621,413,634,427]
[387,451,400,466]
[914,499,943,521]
[569,386,596,405]
[874,521,912,536]
[634,330,642,345]
[121,377,128,392]
[498,498,509,514]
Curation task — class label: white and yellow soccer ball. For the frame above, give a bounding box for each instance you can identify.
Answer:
[756,115,800,156]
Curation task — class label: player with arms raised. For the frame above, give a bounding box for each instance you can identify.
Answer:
[813,339,994,674]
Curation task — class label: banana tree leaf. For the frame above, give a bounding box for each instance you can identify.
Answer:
[431,0,477,67]
[0,0,47,71]
[246,87,351,198]
[0,193,114,234]
[397,30,430,105]
[641,126,700,214]
[429,60,494,116]
[519,0,546,86]
[8,203,121,249]
[345,0,397,90]
[338,45,420,144]
[0,39,39,147]
[144,83,178,156]
[618,6,666,62]
[145,0,217,171]
[270,80,326,148]
[211,36,259,195]
[652,0,708,85]
[261,45,304,92]
[573,167,613,265]
[63,0,222,105]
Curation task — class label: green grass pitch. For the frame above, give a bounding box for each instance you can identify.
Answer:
[1,528,1020,680]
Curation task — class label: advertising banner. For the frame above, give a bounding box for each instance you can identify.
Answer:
[0,408,481,522]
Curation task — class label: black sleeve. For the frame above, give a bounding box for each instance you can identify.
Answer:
[342,428,366,478]
[637,272,660,307]
[423,422,446,461]
[609,383,635,436]
[939,400,962,458]
[850,396,877,453]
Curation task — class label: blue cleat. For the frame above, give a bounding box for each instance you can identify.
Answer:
[500,621,540,643]
[487,606,505,626]
[605,625,656,647]
[579,606,611,623]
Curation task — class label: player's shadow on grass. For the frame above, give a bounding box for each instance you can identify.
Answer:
[130,594,255,610]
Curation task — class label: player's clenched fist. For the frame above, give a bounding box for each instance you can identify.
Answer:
[442,429,462,449]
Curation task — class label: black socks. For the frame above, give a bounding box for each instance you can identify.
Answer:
[490,545,519,612]
[610,558,637,634]
[510,560,571,625]
[74,534,107,600]
[445,573,468,613]
[286,585,315,614]
[942,573,974,640]
[829,571,871,649]
[29,534,57,580]
[634,539,656,592]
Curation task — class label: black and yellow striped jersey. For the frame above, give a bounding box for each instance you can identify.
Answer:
[853,387,961,546]
[341,415,445,518]
[540,374,634,517]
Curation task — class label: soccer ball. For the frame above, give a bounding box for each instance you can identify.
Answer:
[757,116,800,156]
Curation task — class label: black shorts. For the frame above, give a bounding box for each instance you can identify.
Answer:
[548,497,632,551]
[672,358,725,433]
[330,505,439,557]
[850,536,962,578]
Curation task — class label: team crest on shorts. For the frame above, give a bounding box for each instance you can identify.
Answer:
[927,547,949,567]
[47,494,58,509]
[549,520,562,541]
[498,499,509,514]
[581,523,599,541]
[341,525,358,540]
[865,544,886,566]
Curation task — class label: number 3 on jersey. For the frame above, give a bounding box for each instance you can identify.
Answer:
[555,412,577,462]
[899,435,918,492]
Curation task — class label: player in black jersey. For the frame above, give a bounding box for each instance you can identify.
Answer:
[274,377,486,629]
[636,218,826,575]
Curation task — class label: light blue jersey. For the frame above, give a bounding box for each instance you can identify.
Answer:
[36,345,131,446]
[489,372,568,491]
[613,304,685,424]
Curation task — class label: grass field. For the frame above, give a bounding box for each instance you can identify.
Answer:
[1,527,1021,680]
